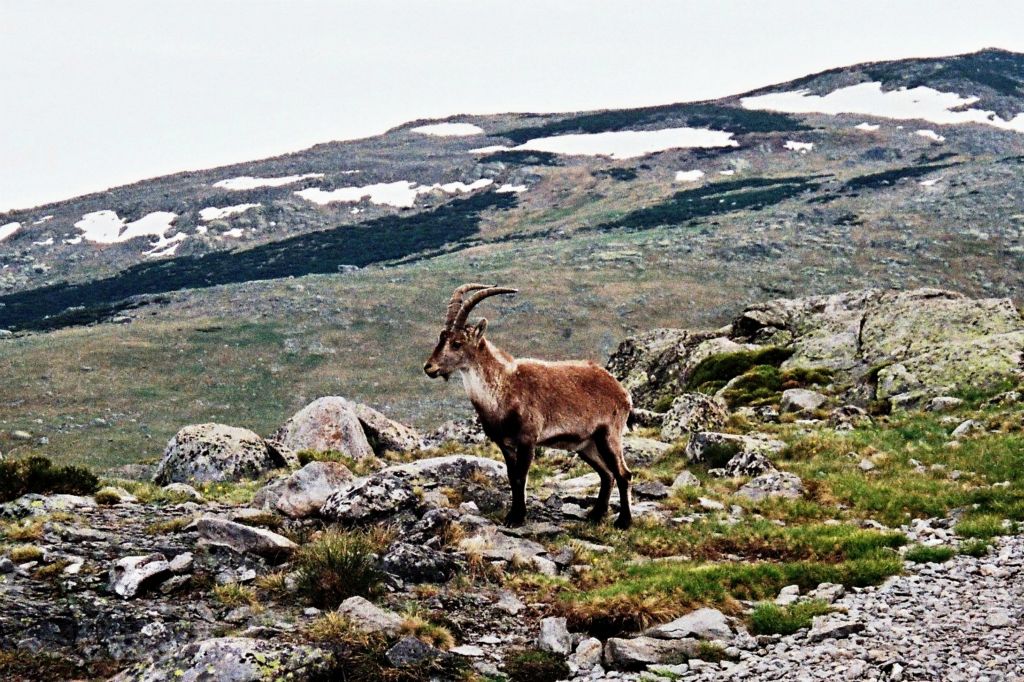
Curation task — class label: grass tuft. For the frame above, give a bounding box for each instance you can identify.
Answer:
[295,529,388,608]
[503,648,571,682]
[749,599,832,635]
[904,544,955,563]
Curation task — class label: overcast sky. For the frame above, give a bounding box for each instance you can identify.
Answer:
[3,0,1024,212]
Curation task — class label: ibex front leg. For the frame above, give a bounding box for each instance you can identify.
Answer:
[500,443,534,527]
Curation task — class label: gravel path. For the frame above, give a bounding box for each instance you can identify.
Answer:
[635,535,1024,682]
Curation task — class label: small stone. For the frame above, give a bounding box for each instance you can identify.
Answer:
[985,610,1012,628]
[925,396,963,412]
[167,552,194,574]
[571,637,603,669]
[338,596,404,635]
[775,585,801,606]
[951,420,982,438]
[859,458,876,472]
[646,608,732,641]
[670,470,701,490]
[699,497,725,511]
[386,636,444,667]
[109,553,172,599]
[806,616,864,642]
[450,645,484,657]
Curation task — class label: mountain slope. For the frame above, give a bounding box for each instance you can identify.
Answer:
[0,48,1022,469]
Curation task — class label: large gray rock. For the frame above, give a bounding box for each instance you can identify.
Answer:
[424,418,487,447]
[381,541,458,583]
[604,636,700,669]
[352,402,423,454]
[153,423,297,485]
[780,388,827,415]
[254,461,353,518]
[537,616,572,655]
[109,636,330,681]
[1,493,96,519]
[320,473,417,523]
[645,607,732,641]
[109,553,172,598]
[337,596,404,635]
[660,393,729,441]
[273,396,374,459]
[196,517,298,562]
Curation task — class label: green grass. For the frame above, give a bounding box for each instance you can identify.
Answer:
[749,599,833,635]
[904,544,955,563]
[503,648,571,682]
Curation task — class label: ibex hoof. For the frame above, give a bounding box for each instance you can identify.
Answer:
[503,511,526,527]
[585,507,608,523]
[613,515,633,530]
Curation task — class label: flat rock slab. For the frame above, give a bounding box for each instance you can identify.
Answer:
[196,517,297,563]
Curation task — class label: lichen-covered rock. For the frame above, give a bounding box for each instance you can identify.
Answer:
[109,636,330,681]
[381,541,458,583]
[424,418,487,447]
[645,607,732,641]
[320,473,417,523]
[273,396,374,459]
[537,616,572,655]
[195,517,298,562]
[254,461,353,518]
[660,393,729,441]
[152,423,297,485]
[735,471,805,501]
[1,493,96,519]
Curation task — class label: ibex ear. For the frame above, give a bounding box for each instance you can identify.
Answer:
[473,318,488,340]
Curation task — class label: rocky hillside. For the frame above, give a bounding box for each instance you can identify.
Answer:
[1,288,1021,681]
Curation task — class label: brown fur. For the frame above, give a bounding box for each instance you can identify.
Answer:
[425,313,634,528]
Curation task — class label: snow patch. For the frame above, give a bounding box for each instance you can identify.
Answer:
[214,173,324,190]
[674,170,705,183]
[0,222,21,243]
[469,145,511,154]
[915,129,945,142]
[855,122,880,131]
[411,122,485,136]
[741,82,1024,132]
[495,184,528,193]
[74,210,178,245]
[199,203,260,221]
[222,228,244,238]
[296,178,494,208]
[145,232,188,258]
[515,127,738,159]
[784,140,814,152]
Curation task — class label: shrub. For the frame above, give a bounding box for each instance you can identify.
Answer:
[212,583,260,609]
[93,489,122,506]
[904,544,955,563]
[0,455,99,502]
[749,599,832,635]
[295,529,387,608]
[9,544,44,563]
[504,648,571,682]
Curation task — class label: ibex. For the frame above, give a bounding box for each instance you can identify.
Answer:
[424,284,634,529]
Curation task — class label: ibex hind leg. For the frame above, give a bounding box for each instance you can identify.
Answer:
[595,428,632,530]
[577,442,613,523]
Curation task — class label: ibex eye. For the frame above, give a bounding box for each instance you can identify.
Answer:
[451,341,462,349]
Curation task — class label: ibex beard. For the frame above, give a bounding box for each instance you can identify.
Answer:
[424,283,634,529]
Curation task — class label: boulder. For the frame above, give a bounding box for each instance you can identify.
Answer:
[195,517,298,562]
[623,435,672,466]
[670,470,701,490]
[109,636,330,681]
[684,431,785,469]
[926,396,964,412]
[352,402,423,454]
[1,493,96,519]
[604,636,700,669]
[109,553,172,598]
[951,419,984,439]
[828,405,871,430]
[718,449,778,478]
[386,636,447,667]
[735,471,804,501]
[337,596,404,635]
[806,615,864,642]
[779,388,827,415]
[537,616,572,655]
[660,393,729,441]
[645,607,732,641]
[153,423,297,485]
[424,419,487,447]
[254,461,353,518]
[273,397,374,459]
[320,473,417,523]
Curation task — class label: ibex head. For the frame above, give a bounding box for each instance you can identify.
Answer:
[423,283,517,380]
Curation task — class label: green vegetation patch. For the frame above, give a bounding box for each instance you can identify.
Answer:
[590,176,823,234]
[499,103,811,144]
[749,599,833,635]
[0,455,99,503]
[904,544,955,563]
[686,346,795,392]
[503,648,571,682]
